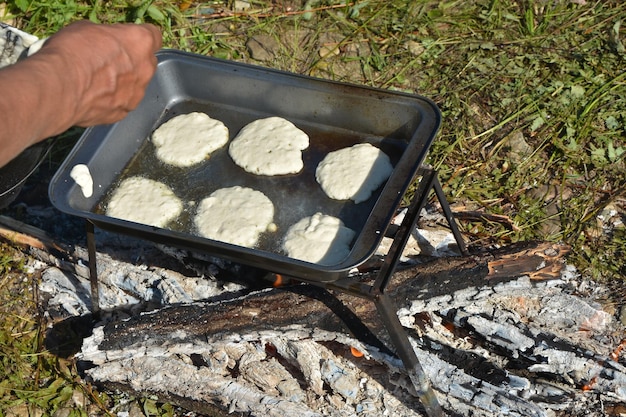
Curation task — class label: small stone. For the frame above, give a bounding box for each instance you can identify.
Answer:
[319,44,339,58]
[233,0,250,11]
[318,32,343,58]
[404,40,425,56]
[246,34,280,62]
[505,130,534,164]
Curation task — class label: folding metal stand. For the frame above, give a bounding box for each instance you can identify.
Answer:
[321,167,467,417]
[85,167,466,417]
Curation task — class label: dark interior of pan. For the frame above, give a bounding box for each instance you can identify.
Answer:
[48,50,441,282]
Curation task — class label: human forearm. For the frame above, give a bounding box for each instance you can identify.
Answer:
[0,21,161,168]
[0,53,77,166]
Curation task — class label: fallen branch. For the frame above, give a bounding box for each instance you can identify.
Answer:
[0,215,72,253]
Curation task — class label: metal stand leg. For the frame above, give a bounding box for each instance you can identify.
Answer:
[372,168,444,416]
[86,221,100,315]
[373,168,438,291]
[367,168,460,416]
[325,168,449,416]
[375,293,443,417]
[432,175,468,255]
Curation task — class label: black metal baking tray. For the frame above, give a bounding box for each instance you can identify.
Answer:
[48,50,441,282]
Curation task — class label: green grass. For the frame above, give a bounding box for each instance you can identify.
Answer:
[0,245,105,417]
[1,0,625,415]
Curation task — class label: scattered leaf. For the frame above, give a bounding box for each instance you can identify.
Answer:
[590,146,607,165]
[570,85,585,98]
[349,1,369,19]
[302,0,316,21]
[566,136,579,152]
[605,116,620,130]
[530,115,545,132]
[147,4,166,23]
[427,9,443,19]
[14,0,30,12]
[607,141,625,162]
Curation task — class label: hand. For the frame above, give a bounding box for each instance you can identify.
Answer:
[38,20,162,127]
[0,21,162,167]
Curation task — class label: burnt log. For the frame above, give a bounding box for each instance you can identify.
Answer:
[74,244,625,417]
[1,216,624,416]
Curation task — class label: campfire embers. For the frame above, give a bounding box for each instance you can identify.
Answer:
[38,238,624,416]
[2,213,624,417]
[402,274,626,413]
[74,267,625,417]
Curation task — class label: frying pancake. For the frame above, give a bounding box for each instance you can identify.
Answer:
[152,112,229,167]
[106,176,183,228]
[315,143,393,204]
[229,117,309,175]
[194,186,276,248]
[282,212,355,265]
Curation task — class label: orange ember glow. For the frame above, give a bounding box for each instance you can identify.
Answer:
[273,274,283,287]
[582,376,598,391]
[443,322,456,333]
[350,347,364,358]
[610,339,626,362]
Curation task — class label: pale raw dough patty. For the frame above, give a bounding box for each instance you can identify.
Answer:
[106,176,183,228]
[229,117,309,175]
[194,186,275,248]
[70,164,93,198]
[282,212,355,265]
[315,143,393,204]
[151,112,229,167]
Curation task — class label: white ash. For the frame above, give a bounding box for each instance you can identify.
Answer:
[396,271,626,408]
[34,221,625,416]
[75,269,626,417]
[375,208,464,259]
[40,268,92,317]
[40,248,247,319]
[79,323,550,417]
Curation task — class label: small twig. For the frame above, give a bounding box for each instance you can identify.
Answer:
[189,3,355,20]
[0,215,74,256]
[453,210,521,231]
[0,215,80,275]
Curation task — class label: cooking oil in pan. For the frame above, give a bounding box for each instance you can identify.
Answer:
[94,102,408,258]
